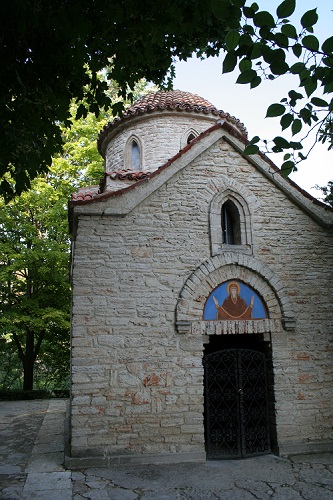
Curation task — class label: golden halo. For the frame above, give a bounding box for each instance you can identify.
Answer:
[227,281,241,294]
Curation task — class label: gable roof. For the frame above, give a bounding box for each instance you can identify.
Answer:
[69,120,333,232]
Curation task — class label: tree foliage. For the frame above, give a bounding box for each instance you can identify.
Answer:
[1,0,332,197]
[216,0,333,175]
[316,181,333,208]
[0,0,226,199]
[0,176,71,390]
[0,77,153,391]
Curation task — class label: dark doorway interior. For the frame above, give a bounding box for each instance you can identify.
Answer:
[203,334,277,459]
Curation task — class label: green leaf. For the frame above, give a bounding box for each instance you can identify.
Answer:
[270,60,289,75]
[231,0,246,6]
[324,82,333,94]
[243,6,255,18]
[276,0,296,19]
[249,43,262,59]
[292,43,302,58]
[302,35,319,52]
[311,97,328,107]
[238,33,253,47]
[236,69,257,84]
[266,103,286,117]
[261,45,275,64]
[274,32,289,48]
[288,90,303,101]
[243,24,255,35]
[226,31,241,50]
[291,119,302,135]
[223,51,238,73]
[290,141,303,150]
[280,113,293,130]
[271,48,286,62]
[212,0,241,26]
[290,62,305,74]
[299,107,312,125]
[322,36,333,54]
[250,75,262,88]
[112,101,125,115]
[304,80,317,97]
[75,104,88,120]
[248,135,260,145]
[281,160,295,176]
[212,0,231,20]
[301,9,318,29]
[243,144,259,155]
[239,58,252,71]
[322,56,333,70]
[274,136,290,148]
[281,23,298,40]
[253,11,276,29]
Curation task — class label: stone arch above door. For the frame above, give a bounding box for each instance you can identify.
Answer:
[175,253,296,334]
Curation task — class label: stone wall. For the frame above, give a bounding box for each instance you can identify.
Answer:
[70,135,333,463]
[104,112,216,172]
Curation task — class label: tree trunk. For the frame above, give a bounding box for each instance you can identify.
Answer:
[23,329,35,391]
[23,359,34,391]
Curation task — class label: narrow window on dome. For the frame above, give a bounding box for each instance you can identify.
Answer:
[187,133,196,144]
[131,140,140,170]
[221,201,241,245]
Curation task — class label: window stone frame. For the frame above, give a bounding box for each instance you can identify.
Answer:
[209,189,252,256]
[124,135,143,171]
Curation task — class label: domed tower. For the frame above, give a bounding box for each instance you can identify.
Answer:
[96,89,247,193]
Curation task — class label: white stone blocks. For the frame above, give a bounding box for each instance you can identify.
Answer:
[70,133,333,461]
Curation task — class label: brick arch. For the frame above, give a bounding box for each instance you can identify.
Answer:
[175,253,296,333]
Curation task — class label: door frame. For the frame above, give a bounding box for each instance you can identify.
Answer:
[203,335,276,459]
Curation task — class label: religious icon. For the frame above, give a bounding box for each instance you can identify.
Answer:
[213,281,254,320]
[203,280,267,321]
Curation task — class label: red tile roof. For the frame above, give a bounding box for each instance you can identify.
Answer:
[107,170,151,181]
[71,186,100,202]
[70,121,331,214]
[70,172,152,202]
[97,90,247,154]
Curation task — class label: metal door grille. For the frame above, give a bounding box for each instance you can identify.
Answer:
[204,348,270,459]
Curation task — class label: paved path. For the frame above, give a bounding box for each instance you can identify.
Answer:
[1,400,333,499]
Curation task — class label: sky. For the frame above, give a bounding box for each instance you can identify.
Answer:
[173,1,332,199]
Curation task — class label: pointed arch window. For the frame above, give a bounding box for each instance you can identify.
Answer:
[131,140,140,170]
[209,190,252,256]
[187,133,196,144]
[181,128,199,148]
[125,135,143,171]
[221,200,241,245]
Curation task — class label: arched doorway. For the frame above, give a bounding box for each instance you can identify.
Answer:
[204,334,274,459]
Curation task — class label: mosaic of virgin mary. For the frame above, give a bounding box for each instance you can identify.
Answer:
[204,280,267,321]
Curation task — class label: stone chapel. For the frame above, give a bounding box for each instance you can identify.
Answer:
[68,90,333,467]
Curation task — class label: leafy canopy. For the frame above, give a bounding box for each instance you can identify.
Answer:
[0,77,154,390]
[0,0,226,199]
[0,174,71,390]
[216,0,333,176]
[1,0,332,198]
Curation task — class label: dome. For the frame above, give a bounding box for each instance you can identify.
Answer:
[97,90,247,155]
[122,90,220,115]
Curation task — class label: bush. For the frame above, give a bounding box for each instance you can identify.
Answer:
[0,390,51,401]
